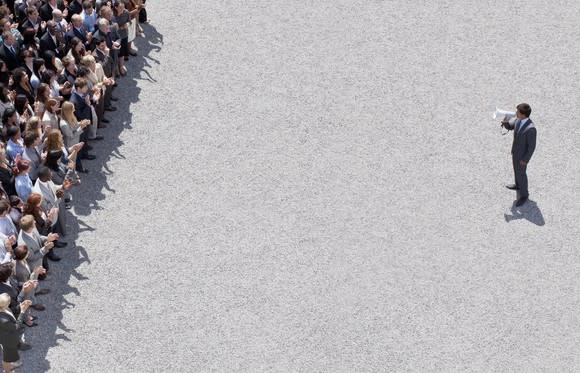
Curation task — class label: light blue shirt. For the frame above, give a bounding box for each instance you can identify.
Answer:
[6,139,24,162]
[15,174,33,201]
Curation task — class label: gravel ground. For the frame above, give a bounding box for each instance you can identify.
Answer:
[18,1,580,372]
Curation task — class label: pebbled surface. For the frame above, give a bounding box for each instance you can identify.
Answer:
[20,1,579,372]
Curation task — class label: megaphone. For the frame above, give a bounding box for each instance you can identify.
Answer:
[493,108,516,124]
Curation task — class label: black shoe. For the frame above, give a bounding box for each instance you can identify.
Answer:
[18,343,32,351]
[86,144,94,150]
[78,168,89,174]
[515,197,528,207]
[505,184,519,190]
[83,154,97,160]
[54,241,67,248]
[105,106,117,112]
[101,117,110,123]
[124,56,129,61]
[92,135,104,141]
[110,96,119,101]
[113,83,118,87]
[129,50,137,56]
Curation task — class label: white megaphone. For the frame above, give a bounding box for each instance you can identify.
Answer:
[493,107,516,124]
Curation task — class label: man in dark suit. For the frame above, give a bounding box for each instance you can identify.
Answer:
[66,13,92,49]
[0,32,21,71]
[69,78,101,159]
[39,20,66,58]
[17,6,45,39]
[502,103,537,206]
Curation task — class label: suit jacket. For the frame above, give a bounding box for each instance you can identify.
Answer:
[93,48,114,78]
[0,311,25,348]
[0,44,21,71]
[66,26,88,46]
[69,91,92,122]
[18,228,49,270]
[18,18,44,38]
[21,146,41,181]
[39,31,65,58]
[0,281,22,316]
[507,119,537,163]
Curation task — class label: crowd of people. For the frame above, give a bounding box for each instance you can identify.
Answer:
[0,0,148,371]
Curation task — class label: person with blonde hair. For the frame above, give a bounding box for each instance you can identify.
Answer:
[0,292,31,372]
[59,103,90,173]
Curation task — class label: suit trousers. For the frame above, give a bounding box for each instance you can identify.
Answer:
[512,157,529,198]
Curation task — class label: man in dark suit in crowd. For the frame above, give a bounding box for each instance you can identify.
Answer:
[0,32,21,71]
[502,103,537,207]
[69,78,101,159]
[39,20,66,58]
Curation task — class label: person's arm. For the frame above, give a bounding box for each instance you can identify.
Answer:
[521,128,537,164]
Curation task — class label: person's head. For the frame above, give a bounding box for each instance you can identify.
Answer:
[16,159,30,174]
[516,103,531,119]
[0,199,10,215]
[60,101,76,123]
[45,128,63,150]
[45,98,58,114]
[23,130,40,148]
[2,107,16,125]
[13,245,29,261]
[81,54,96,70]
[25,116,41,132]
[22,191,41,216]
[99,5,113,21]
[46,20,57,35]
[52,9,64,23]
[0,293,10,311]
[114,0,125,13]
[12,67,29,86]
[36,82,50,102]
[97,17,110,33]
[33,58,46,77]
[41,68,56,86]
[42,50,58,72]
[76,65,88,78]
[94,35,106,51]
[70,36,83,54]
[0,263,13,282]
[6,125,20,140]
[71,14,83,28]
[37,166,52,182]
[26,6,39,22]
[62,55,76,74]
[82,0,94,14]
[0,83,9,103]
[0,18,10,33]
[14,94,29,115]
[19,214,36,232]
[2,30,13,46]
[74,77,87,94]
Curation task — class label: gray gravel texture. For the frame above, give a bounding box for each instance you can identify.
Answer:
[18,1,580,372]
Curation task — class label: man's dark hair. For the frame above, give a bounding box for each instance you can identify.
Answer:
[6,125,19,139]
[517,103,532,118]
[37,166,52,181]
[0,263,13,282]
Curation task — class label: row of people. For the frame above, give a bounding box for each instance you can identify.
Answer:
[0,0,148,371]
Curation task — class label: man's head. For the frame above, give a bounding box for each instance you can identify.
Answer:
[0,263,13,283]
[26,6,39,22]
[46,20,57,35]
[97,17,110,33]
[74,77,88,93]
[37,166,52,182]
[2,31,14,46]
[52,9,64,22]
[83,0,94,15]
[71,14,83,28]
[516,103,531,119]
[19,214,36,233]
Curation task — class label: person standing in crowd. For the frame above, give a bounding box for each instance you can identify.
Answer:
[501,103,537,207]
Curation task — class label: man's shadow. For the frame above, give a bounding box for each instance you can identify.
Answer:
[504,199,545,226]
